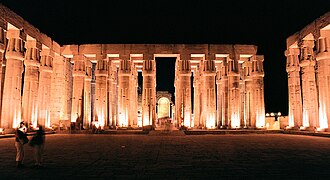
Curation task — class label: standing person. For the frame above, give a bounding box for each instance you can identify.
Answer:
[30,125,45,168]
[15,121,28,168]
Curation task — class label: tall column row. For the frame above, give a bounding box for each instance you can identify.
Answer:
[192,55,265,129]
[286,27,330,131]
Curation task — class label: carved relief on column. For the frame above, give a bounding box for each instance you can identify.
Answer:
[118,59,131,127]
[70,54,85,125]
[174,59,181,127]
[217,56,229,128]
[95,54,108,128]
[83,60,92,129]
[238,60,245,127]
[193,65,201,128]
[228,54,241,128]
[22,38,41,129]
[38,47,54,128]
[243,56,252,128]
[142,59,156,127]
[108,61,118,127]
[285,47,302,128]
[129,63,138,127]
[0,22,7,122]
[176,59,192,127]
[1,28,25,130]
[316,29,330,130]
[299,39,318,129]
[49,54,68,126]
[202,59,216,129]
[251,55,265,128]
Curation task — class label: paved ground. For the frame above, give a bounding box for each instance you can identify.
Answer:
[0,133,329,179]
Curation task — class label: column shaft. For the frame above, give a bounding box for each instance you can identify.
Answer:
[95,57,108,128]
[316,36,330,129]
[38,49,53,128]
[22,39,40,128]
[228,58,241,128]
[83,60,92,129]
[142,59,156,127]
[202,59,216,129]
[0,26,6,121]
[118,59,131,127]
[1,29,25,130]
[71,55,85,126]
[286,48,303,128]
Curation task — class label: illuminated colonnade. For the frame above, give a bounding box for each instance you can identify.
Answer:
[0,5,265,131]
[286,12,330,131]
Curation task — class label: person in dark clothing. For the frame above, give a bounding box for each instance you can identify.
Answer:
[15,121,28,168]
[30,125,45,168]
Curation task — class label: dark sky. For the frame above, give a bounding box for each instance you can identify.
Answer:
[2,0,330,115]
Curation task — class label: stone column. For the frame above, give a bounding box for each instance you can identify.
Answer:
[109,61,118,127]
[174,59,181,127]
[228,55,241,128]
[0,21,7,122]
[95,55,108,128]
[176,59,192,127]
[129,64,138,127]
[64,58,73,121]
[38,47,54,128]
[299,40,318,129]
[1,29,25,130]
[220,58,229,128]
[202,59,216,129]
[193,66,201,128]
[142,59,156,127]
[243,58,252,128]
[71,55,85,125]
[239,61,245,127]
[252,55,265,128]
[50,55,70,126]
[285,48,303,128]
[118,59,131,127]
[22,38,41,129]
[316,33,330,130]
[83,60,92,129]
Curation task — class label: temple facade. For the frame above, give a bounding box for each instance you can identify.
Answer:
[0,5,265,132]
[286,12,330,131]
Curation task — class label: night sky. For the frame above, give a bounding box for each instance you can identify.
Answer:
[2,0,330,115]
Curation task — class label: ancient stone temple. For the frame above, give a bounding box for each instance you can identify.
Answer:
[285,12,330,131]
[0,5,265,132]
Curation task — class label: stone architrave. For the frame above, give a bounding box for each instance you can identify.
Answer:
[1,29,25,130]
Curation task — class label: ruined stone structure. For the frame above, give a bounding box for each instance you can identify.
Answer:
[0,5,265,132]
[286,12,330,131]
